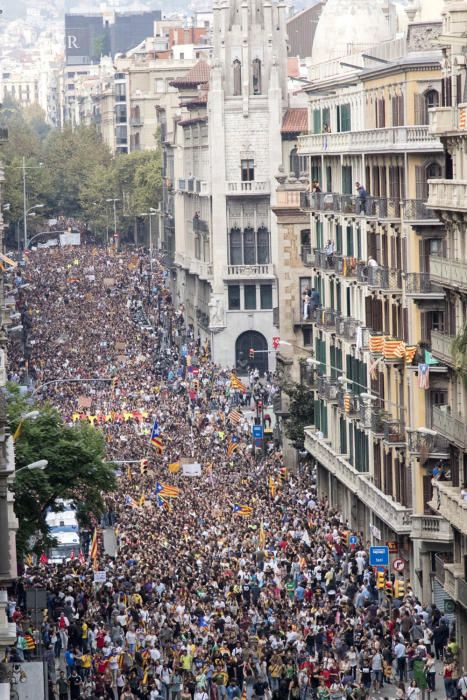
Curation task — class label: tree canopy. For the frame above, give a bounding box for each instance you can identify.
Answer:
[283,380,315,450]
[6,384,116,556]
[0,97,162,245]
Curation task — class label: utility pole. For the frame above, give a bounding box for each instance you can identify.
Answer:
[22,156,26,250]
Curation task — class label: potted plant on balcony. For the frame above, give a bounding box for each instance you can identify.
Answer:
[452,324,467,379]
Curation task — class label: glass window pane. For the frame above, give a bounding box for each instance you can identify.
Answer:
[260,284,272,309]
[244,228,256,264]
[244,285,256,310]
[229,228,242,264]
[228,285,241,310]
[257,227,269,264]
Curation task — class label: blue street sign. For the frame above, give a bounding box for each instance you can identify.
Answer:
[252,425,264,439]
[369,546,389,567]
[349,535,358,546]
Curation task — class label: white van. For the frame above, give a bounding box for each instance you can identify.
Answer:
[48,529,80,564]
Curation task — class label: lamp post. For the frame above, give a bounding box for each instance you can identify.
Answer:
[12,460,48,478]
[21,157,44,249]
[18,205,44,252]
[139,208,159,273]
[106,198,119,248]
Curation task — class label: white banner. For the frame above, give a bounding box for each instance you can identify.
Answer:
[182,462,202,477]
[60,232,81,247]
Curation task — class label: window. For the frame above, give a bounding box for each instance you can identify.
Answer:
[336,103,351,132]
[260,284,272,309]
[252,58,261,95]
[326,166,332,193]
[426,89,439,110]
[342,165,352,194]
[241,159,254,181]
[244,285,257,310]
[303,328,312,346]
[243,228,256,265]
[155,79,165,93]
[375,98,385,128]
[290,147,300,177]
[229,227,242,264]
[233,60,242,96]
[312,109,321,134]
[322,107,330,132]
[115,83,126,102]
[392,94,404,126]
[228,285,241,310]
[257,226,269,264]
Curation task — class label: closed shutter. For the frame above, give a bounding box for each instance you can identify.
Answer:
[398,94,404,126]
[392,97,398,126]
[457,74,462,105]
[384,299,390,334]
[380,166,387,197]
[335,347,343,371]
[336,282,341,313]
[336,224,342,253]
[372,166,380,196]
[402,237,408,273]
[349,423,354,466]
[392,304,398,337]
[374,441,382,489]
[374,298,383,332]
[414,93,426,125]
[346,225,354,256]
[384,451,393,496]
[382,232,388,267]
[423,475,433,514]
[365,296,373,328]
[390,235,396,269]
[313,109,321,134]
[340,416,347,455]
[403,307,409,342]
[415,166,427,201]
[330,344,336,379]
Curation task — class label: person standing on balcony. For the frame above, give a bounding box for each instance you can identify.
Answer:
[356,182,368,214]
[310,288,320,314]
[325,240,335,269]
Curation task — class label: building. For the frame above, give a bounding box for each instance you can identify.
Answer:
[424,0,467,664]
[65,10,162,66]
[170,0,290,370]
[273,0,467,651]
[286,2,324,60]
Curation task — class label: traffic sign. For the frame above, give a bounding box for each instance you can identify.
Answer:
[252,425,264,439]
[369,546,389,567]
[349,535,358,546]
[192,367,200,376]
[392,558,405,573]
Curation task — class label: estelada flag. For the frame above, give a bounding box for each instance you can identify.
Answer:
[233,503,253,517]
[39,552,48,565]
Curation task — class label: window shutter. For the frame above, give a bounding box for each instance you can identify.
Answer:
[380,166,387,197]
[391,304,398,337]
[398,94,404,126]
[392,97,398,126]
[365,296,372,328]
[403,307,409,342]
[415,166,427,201]
[423,476,433,514]
[390,235,396,269]
[374,441,382,490]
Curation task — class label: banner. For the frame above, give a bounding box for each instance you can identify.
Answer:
[60,232,81,246]
[182,462,202,477]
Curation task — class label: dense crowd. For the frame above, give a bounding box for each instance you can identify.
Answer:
[5,247,465,700]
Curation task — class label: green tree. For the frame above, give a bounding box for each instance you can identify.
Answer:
[283,382,315,449]
[7,385,116,556]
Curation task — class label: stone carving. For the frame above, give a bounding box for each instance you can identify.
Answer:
[407,22,442,51]
[208,297,225,328]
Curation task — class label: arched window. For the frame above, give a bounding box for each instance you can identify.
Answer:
[236,330,268,373]
[425,89,439,111]
[229,227,242,264]
[243,227,256,264]
[252,58,262,95]
[257,226,270,264]
[233,59,242,96]
[290,146,300,177]
[426,162,442,179]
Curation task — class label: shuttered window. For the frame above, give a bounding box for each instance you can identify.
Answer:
[391,94,404,126]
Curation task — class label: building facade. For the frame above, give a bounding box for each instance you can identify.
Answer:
[171,0,289,370]
[273,0,467,658]
[425,0,467,665]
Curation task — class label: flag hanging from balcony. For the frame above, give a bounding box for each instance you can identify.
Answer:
[383,338,404,359]
[460,107,466,129]
[405,345,417,364]
[369,358,379,381]
[418,363,430,389]
[344,393,351,413]
[369,335,384,353]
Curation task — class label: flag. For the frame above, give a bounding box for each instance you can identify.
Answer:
[89,528,98,563]
[268,476,276,498]
[39,552,48,565]
[344,393,351,413]
[405,345,417,364]
[150,419,163,453]
[228,409,243,424]
[24,554,33,567]
[13,421,24,442]
[227,436,239,456]
[70,549,75,561]
[384,338,404,359]
[156,494,170,509]
[127,465,132,480]
[370,359,379,381]
[369,335,384,353]
[139,494,145,508]
[418,363,430,389]
[233,503,253,517]
[79,550,85,565]
[125,495,139,509]
[155,482,180,498]
[230,373,248,393]
[168,462,181,474]
[259,522,266,550]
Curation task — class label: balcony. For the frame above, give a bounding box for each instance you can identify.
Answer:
[337,388,360,415]
[304,428,413,533]
[359,404,386,434]
[130,116,144,127]
[193,216,209,234]
[357,263,402,291]
[411,515,452,542]
[334,254,358,278]
[300,191,437,222]
[189,259,213,280]
[315,307,337,330]
[405,272,443,299]
[430,255,467,293]
[444,564,467,608]
[429,106,458,135]
[432,405,467,448]
[300,245,313,266]
[314,248,335,271]
[317,375,339,402]
[427,179,467,212]
[223,264,275,279]
[430,480,467,536]
[407,430,450,458]
[226,181,270,195]
[430,330,455,366]
[298,125,442,156]
[383,418,406,446]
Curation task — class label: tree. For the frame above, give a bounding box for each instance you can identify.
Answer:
[6,385,116,556]
[283,382,315,449]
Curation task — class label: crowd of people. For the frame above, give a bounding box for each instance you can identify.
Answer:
[5,246,464,700]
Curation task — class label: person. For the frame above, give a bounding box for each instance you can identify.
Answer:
[395,681,406,700]
[324,240,334,268]
[57,671,69,700]
[394,640,407,683]
[310,288,320,313]
[355,182,368,214]
[406,680,420,700]
[68,668,82,700]
[458,670,467,699]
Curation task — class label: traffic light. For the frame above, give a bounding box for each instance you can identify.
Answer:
[249,348,255,359]
[394,578,405,599]
[279,467,288,484]
[140,459,149,475]
[385,580,393,597]
[376,569,385,590]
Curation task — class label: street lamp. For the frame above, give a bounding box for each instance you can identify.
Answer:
[21,156,44,248]
[20,204,44,252]
[15,460,48,476]
[139,208,159,273]
[106,198,119,248]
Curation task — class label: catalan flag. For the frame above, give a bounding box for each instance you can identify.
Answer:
[230,373,248,393]
[156,494,172,510]
[124,495,139,509]
[383,338,404,360]
[139,494,145,508]
[228,408,243,424]
[89,528,98,565]
[150,419,163,453]
[258,522,266,550]
[369,335,384,354]
[227,436,239,456]
[233,503,253,517]
[155,482,180,498]
[268,475,276,498]
[168,462,181,474]
[405,345,417,363]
